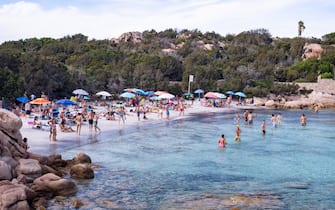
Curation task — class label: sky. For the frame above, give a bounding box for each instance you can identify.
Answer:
[0,0,334,43]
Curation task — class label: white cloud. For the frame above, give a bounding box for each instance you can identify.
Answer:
[0,0,334,43]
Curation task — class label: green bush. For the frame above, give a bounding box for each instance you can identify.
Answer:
[321,72,334,79]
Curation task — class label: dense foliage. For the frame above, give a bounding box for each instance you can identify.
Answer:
[0,29,334,102]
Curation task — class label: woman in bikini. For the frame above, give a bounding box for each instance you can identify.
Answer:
[76,113,82,135]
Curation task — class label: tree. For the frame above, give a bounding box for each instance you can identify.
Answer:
[298,21,306,36]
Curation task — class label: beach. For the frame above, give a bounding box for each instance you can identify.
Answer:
[16,99,335,209]
[21,100,247,155]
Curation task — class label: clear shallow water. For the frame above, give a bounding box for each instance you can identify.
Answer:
[50,109,335,209]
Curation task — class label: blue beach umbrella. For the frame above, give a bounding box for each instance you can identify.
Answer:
[225,90,235,95]
[235,92,247,98]
[194,89,204,94]
[55,99,77,106]
[16,96,29,103]
[144,91,155,96]
[120,92,135,99]
[133,89,146,95]
[124,88,146,96]
[194,89,204,99]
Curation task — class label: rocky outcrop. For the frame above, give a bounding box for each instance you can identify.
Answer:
[0,109,26,159]
[16,159,42,183]
[33,173,78,196]
[0,180,36,210]
[0,108,95,209]
[262,91,335,109]
[112,32,142,43]
[301,43,323,60]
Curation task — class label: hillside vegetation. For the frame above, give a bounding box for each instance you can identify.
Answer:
[1,29,335,101]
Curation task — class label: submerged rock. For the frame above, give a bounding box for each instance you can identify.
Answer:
[158,192,286,209]
[70,163,94,179]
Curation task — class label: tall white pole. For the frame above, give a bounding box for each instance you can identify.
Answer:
[188,75,194,94]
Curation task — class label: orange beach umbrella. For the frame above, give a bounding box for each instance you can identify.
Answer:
[30,97,51,105]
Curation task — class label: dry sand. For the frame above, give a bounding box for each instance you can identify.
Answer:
[21,100,253,156]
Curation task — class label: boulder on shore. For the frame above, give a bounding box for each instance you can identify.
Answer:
[0,108,95,209]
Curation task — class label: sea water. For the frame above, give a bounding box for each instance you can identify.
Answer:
[48,109,335,209]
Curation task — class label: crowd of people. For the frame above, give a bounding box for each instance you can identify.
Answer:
[218,111,308,148]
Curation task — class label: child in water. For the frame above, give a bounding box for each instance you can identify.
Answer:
[218,134,226,148]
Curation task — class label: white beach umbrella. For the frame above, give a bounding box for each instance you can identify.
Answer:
[214,92,227,99]
[73,88,89,96]
[158,93,175,99]
[96,91,112,97]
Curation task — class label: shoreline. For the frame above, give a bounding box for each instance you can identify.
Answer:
[22,100,248,156]
[22,95,335,156]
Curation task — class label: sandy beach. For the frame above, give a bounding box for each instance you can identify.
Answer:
[21,100,251,156]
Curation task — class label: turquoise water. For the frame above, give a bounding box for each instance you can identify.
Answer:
[50,109,335,209]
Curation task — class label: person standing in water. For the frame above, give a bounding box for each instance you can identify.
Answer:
[271,114,277,128]
[261,120,266,135]
[218,134,226,148]
[300,113,307,126]
[93,112,101,132]
[235,125,241,142]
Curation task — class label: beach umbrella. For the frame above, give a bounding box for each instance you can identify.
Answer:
[154,91,169,96]
[133,89,146,95]
[204,92,218,99]
[194,89,204,94]
[96,91,112,97]
[73,88,89,96]
[194,89,204,99]
[124,88,146,95]
[16,96,29,103]
[30,98,51,105]
[144,91,155,96]
[120,92,135,98]
[150,95,161,101]
[214,92,227,99]
[158,93,175,99]
[55,99,77,106]
[225,91,235,95]
[235,92,247,98]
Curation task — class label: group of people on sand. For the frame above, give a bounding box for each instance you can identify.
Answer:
[75,110,101,135]
[218,111,308,148]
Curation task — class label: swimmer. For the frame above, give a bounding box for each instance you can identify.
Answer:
[218,134,226,148]
[300,113,307,126]
[261,120,266,135]
[235,125,241,142]
[271,114,277,128]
